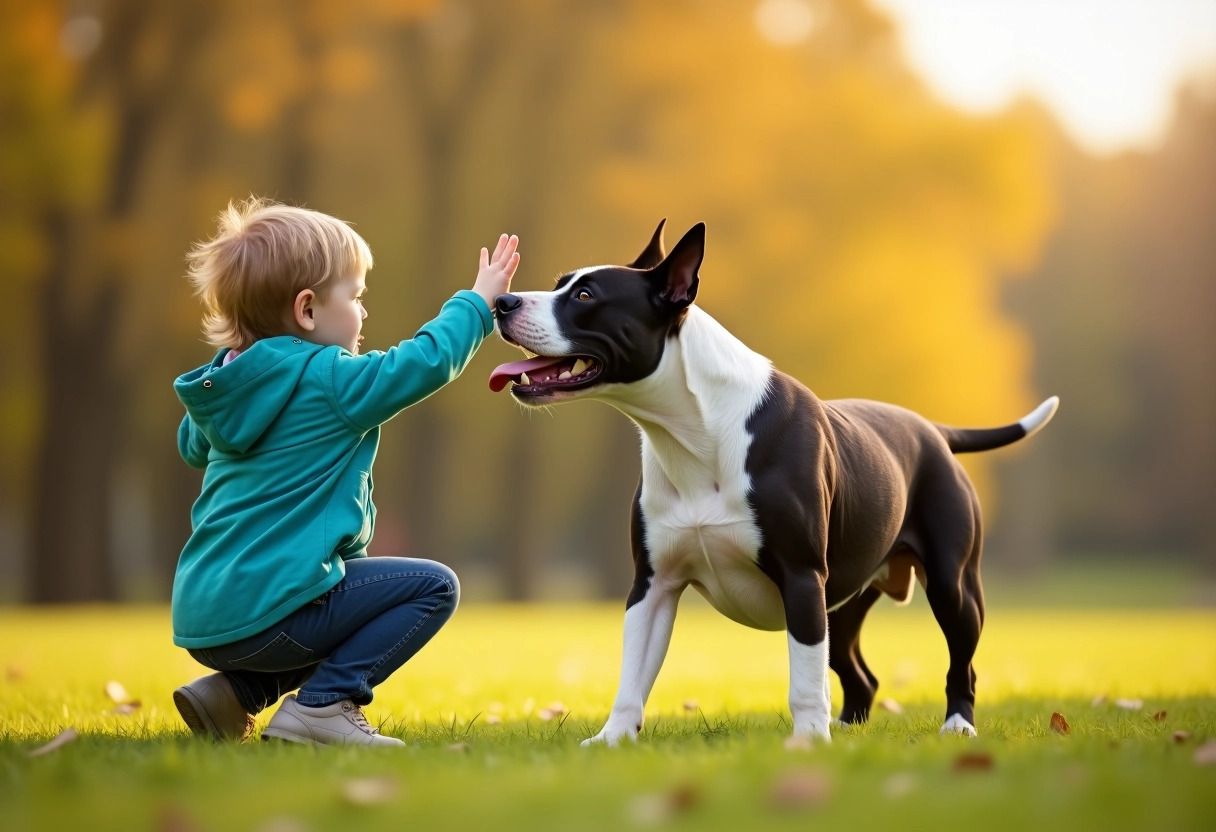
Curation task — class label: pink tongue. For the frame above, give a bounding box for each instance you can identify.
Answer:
[488,356,567,392]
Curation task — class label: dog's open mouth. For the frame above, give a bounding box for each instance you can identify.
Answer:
[488,355,601,395]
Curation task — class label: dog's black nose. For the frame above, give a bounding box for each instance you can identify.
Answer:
[495,294,522,316]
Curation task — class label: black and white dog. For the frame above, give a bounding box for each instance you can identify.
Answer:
[489,221,1058,745]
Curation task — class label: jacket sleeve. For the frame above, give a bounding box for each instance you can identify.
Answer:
[178,413,212,468]
[329,290,494,431]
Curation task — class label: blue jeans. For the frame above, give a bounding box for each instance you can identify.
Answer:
[187,557,459,712]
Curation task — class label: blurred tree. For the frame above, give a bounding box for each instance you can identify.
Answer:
[1002,80,1216,569]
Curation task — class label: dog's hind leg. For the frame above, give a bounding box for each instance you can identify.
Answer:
[828,586,882,724]
[919,487,985,737]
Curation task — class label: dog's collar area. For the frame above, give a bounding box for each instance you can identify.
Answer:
[488,354,600,393]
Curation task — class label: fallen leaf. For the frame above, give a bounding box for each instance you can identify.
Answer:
[877,698,903,714]
[255,818,309,832]
[111,702,141,716]
[537,709,557,722]
[626,784,699,826]
[28,727,79,757]
[1193,741,1216,766]
[1050,712,1071,734]
[156,803,200,832]
[769,769,832,809]
[546,702,567,717]
[6,665,24,682]
[1152,710,1167,721]
[1114,698,1143,711]
[447,742,471,753]
[1091,695,1108,707]
[340,776,399,806]
[1173,731,1192,744]
[683,700,699,712]
[953,751,995,772]
[104,680,131,703]
[484,714,503,725]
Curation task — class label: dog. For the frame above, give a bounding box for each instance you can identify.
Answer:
[489,220,1058,745]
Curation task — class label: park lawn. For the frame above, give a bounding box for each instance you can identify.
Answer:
[1,598,1215,831]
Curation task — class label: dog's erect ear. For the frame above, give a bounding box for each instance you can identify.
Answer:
[627,219,668,269]
[650,222,704,307]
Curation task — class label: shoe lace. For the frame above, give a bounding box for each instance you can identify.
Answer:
[342,701,381,735]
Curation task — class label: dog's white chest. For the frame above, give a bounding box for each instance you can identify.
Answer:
[641,482,786,632]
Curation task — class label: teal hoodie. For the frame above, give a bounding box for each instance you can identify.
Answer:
[171,290,493,648]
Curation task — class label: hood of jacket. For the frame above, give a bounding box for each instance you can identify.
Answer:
[174,336,324,455]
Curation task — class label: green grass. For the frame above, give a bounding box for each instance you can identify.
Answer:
[2,597,1215,831]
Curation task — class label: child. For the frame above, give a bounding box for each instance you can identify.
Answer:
[170,197,518,747]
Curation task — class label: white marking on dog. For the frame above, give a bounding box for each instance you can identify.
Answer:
[940,713,978,737]
[582,585,681,747]
[595,307,784,630]
[788,633,832,741]
[1019,396,1059,439]
[500,288,577,357]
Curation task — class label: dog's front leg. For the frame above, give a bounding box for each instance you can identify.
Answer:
[582,578,682,747]
[782,568,833,742]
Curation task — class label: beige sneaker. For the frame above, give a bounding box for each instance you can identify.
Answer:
[173,672,256,742]
[261,694,405,747]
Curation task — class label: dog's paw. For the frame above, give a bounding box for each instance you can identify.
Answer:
[939,714,978,737]
[580,722,640,748]
[789,720,833,744]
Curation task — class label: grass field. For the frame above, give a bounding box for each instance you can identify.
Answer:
[2,588,1215,831]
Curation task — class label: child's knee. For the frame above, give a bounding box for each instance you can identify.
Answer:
[429,562,460,611]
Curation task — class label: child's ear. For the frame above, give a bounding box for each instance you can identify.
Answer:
[293,289,316,331]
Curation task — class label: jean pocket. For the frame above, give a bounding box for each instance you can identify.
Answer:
[228,631,315,672]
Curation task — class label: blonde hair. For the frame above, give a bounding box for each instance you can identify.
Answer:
[186,197,373,349]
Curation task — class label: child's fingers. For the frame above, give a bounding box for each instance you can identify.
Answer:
[507,251,521,276]
[495,234,518,266]
[480,247,489,270]
[491,233,509,263]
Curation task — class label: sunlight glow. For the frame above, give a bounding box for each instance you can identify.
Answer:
[871,0,1216,154]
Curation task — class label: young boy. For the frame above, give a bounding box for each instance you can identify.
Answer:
[171,197,518,747]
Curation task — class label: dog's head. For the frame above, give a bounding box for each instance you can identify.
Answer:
[489,220,705,405]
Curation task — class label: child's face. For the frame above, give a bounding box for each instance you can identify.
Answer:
[311,273,368,354]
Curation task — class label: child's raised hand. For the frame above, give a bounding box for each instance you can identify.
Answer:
[472,234,520,311]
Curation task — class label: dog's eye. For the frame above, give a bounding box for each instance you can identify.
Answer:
[575,289,594,302]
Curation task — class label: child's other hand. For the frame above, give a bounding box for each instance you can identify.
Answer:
[472,234,520,311]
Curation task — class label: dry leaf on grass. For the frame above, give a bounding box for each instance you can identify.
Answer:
[769,769,832,810]
[156,803,201,832]
[953,751,995,772]
[1091,695,1108,707]
[28,727,78,757]
[447,742,471,753]
[538,702,568,721]
[878,698,903,714]
[340,776,399,806]
[111,701,141,716]
[683,700,699,712]
[1173,731,1192,744]
[104,680,131,703]
[1152,710,1167,721]
[484,714,503,725]
[1114,698,1143,711]
[626,784,699,826]
[1050,712,1071,734]
[1193,740,1216,766]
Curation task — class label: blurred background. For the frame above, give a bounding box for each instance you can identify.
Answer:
[0,0,1213,605]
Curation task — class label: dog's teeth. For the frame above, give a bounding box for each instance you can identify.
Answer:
[558,371,572,380]
[571,358,588,376]
[520,372,531,386]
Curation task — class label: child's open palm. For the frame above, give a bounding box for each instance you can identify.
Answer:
[473,234,520,310]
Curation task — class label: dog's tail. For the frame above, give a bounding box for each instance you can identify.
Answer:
[936,396,1059,454]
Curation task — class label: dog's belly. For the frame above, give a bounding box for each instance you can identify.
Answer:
[646,515,786,631]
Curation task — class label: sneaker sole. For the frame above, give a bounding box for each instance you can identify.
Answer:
[260,727,325,747]
[173,687,223,740]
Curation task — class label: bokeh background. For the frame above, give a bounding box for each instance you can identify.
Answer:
[1,0,1213,605]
